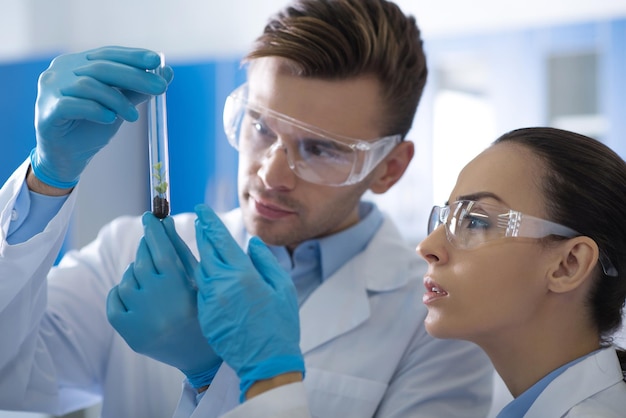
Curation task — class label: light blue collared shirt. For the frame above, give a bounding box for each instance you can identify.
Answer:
[268,202,383,306]
[497,350,600,417]
[7,182,384,308]
[7,182,68,244]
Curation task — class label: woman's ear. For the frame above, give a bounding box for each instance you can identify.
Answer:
[369,141,414,194]
[547,236,600,293]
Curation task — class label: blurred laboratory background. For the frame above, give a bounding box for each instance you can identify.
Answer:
[1,0,625,417]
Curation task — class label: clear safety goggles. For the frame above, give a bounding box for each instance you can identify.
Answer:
[428,200,618,277]
[223,84,402,186]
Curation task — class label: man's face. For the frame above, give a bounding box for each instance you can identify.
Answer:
[238,57,387,250]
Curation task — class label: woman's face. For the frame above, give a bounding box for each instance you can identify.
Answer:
[417,142,558,344]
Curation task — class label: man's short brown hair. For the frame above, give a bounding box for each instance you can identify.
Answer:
[245,0,428,138]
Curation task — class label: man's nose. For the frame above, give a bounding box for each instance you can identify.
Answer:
[257,140,297,190]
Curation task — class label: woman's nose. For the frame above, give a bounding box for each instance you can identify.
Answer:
[416,225,449,265]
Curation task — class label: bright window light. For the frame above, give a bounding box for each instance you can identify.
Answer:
[432,90,497,205]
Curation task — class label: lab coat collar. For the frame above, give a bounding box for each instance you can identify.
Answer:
[524,347,625,417]
[360,215,420,292]
[223,207,415,293]
[299,215,419,354]
[221,208,420,356]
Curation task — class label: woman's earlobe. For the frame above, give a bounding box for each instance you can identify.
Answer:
[547,237,599,293]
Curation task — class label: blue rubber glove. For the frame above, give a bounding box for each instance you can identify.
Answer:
[32,46,174,189]
[193,204,305,400]
[107,212,222,388]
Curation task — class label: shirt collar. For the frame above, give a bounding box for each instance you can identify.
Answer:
[496,349,600,418]
[268,201,383,281]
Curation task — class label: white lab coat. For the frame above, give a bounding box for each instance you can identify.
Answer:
[175,208,494,418]
[0,160,494,418]
[0,161,184,417]
[524,348,626,417]
[200,381,311,418]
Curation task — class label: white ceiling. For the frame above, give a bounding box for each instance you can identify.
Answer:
[2,0,626,61]
[395,0,626,38]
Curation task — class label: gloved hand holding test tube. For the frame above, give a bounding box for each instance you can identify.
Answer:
[148,52,171,219]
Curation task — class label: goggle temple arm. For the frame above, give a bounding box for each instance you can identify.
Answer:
[347,136,402,185]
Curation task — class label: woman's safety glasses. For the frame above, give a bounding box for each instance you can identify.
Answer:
[223,84,401,186]
[428,200,618,277]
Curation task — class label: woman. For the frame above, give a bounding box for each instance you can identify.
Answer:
[418,127,626,417]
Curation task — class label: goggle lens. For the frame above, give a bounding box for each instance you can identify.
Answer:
[223,84,401,186]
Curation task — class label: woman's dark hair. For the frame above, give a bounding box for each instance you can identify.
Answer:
[244,0,428,139]
[494,127,626,377]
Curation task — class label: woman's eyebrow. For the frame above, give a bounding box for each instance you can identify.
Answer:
[453,191,506,204]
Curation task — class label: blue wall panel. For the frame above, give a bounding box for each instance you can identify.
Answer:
[0,57,52,183]
[0,56,246,215]
[165,62,218,215]
[166,59,245,215]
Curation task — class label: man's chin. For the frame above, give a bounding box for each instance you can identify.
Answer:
[251,226,296,248]
[241,206,301,247]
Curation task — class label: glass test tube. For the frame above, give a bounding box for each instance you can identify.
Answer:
[148,52,171,219]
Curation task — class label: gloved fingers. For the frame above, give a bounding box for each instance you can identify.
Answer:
[194,204,249,266]
[194,270,221,327]
[115,264,143,309]
[38,95,120,126]
[106,285,133,337]
[73,61,168,96]
[162,215,198,280]
[84,46,175,86]
[58,77,139,122]
[158,65,174,85]
[106,285,127,318]
[116,65,174,107]
[105,284,142,350]
[141,212,184,275]
[84,46,163,70]
[194,220,222,280]
[247,237,289,290]
[119,89,153,109]
[132,237,159,282]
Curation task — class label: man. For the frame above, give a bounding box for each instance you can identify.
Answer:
[0,1,493,417]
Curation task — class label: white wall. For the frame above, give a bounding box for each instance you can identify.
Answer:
[0,2,625,418]
[0,0,291,61]
[2,0,625,248]
[2,0,626,61]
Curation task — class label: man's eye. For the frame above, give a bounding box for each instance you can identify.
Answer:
[301,139,350,160]
[252,121,273,137]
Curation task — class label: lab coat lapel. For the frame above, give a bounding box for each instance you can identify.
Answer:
[220,207,374,354]
[299,253,370,354]
[298,216,417,354]
[524,348,624,417]
[222,210,417,355]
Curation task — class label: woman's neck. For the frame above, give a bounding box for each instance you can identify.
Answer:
[477,320,600,397]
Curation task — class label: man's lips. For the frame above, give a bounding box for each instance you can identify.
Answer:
[423,277,448,304]
[252,197,296,220]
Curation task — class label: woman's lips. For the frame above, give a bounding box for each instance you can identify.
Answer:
[423,277,448,304]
